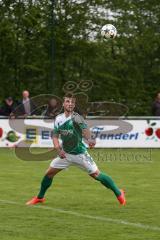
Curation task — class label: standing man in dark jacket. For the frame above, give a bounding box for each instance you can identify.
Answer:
[0,97,17,117]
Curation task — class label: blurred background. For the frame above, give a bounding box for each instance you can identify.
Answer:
[0,0,160,116]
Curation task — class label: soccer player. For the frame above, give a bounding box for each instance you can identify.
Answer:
[26,93,126,205]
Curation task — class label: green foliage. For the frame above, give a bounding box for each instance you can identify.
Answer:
[0,0,160,115]
[0,148,160,240]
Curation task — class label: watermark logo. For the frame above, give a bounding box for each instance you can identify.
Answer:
[5,81,135,161]
[91,149,152,163]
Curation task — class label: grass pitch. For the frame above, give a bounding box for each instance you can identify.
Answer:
[0,148,159,240]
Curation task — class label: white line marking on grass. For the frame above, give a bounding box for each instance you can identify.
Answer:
[0,199,160,232]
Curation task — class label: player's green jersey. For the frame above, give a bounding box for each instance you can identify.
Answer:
[53,112,87,154]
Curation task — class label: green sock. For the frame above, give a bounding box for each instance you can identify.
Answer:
[37,175,53,199]
[95,172,121,197]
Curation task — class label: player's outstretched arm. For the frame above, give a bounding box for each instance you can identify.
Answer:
[71,112,96,148]
[82,128,96,148]
[53,135,66,158]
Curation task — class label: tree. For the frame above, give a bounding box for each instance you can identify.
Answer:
[0,0,160,115]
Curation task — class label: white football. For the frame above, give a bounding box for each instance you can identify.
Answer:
[101,24,117,39]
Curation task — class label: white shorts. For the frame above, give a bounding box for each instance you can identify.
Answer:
[50,152,98,175]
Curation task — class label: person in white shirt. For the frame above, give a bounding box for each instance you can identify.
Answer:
[22,90,31,115]
[15,90,36,117]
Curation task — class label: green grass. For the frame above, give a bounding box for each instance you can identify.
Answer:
[0,148,160,240]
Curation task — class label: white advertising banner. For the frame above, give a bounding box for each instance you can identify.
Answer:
[87,119,159,148]
[0,119,54,148]
[0,118,159,148]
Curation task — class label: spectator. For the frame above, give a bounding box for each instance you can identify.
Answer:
[0,107,3,116]
[42,98,61,118]
[16,90,36,117]
[152,92,160,116]
[0,97,17,117]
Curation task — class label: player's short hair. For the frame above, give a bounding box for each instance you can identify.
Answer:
[63,93,76,102]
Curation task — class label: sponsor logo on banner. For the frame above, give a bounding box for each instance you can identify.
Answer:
[41,130,51,140]
[25,128,38,144]
[25,128,52,145]
[91,126,139,141]
[40,130,53,146]
[0,127,3,138]
[6,131,20,143]
[144,120,160,142]
[0,126,21,147]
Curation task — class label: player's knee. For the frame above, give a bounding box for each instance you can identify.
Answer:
[46,172,54,178]
[46,167,60,178]
[90,169,100,179]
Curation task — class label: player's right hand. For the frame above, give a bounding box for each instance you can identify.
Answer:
[58,149,66,158]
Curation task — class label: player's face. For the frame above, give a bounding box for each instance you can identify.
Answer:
[63,97,75,113]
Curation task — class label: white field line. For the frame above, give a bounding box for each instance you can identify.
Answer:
[0,199,160,232]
